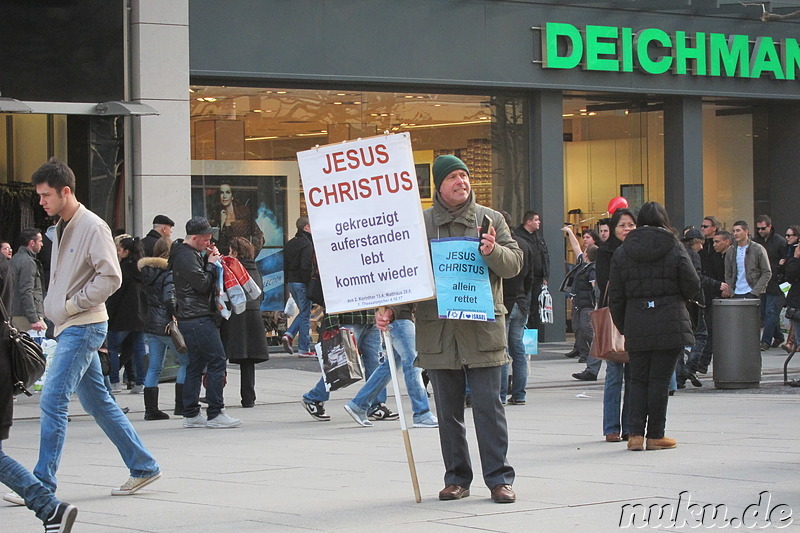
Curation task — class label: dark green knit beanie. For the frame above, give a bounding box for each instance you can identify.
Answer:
[432,155,469,191]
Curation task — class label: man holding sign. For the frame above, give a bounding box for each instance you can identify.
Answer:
[378,155,522,504]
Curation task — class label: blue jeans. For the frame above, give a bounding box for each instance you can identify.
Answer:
[761,293,785,345]
[602,361,631,436]
[350,319,431,421]
[684,312,707,375]
[35,322,160,492]
[178,316,228,419]
[0,442,59,521]
[304,323,384,405]
[107,330,147,385]
[285,282,312,352]
[500,302,529,402]
[144,334,189,388]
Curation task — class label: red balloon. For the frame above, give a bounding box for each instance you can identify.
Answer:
[608,196,628,214]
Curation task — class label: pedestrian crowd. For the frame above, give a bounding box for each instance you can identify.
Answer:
[2,156,799,532]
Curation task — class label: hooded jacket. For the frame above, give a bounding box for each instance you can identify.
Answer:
[138,256,177,335]
[169,241,217,320]
[609,226,700,352]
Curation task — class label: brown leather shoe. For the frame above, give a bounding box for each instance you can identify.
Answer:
[490,484,516,503]
[605,433,622,442]
[627,435,644,451]
[646,436,677,450]
[438,484,470,500]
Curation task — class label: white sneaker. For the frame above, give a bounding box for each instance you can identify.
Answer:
[183,414,208,428]
[413,414,439,428]
[3,491,24,505]
[206,412,242,428]
[110,382,122,394]
[111,471,162,496]
[130,385,144,394]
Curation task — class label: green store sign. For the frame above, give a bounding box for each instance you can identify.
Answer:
[541,22,800,80]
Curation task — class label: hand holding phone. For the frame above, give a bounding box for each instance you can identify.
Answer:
[479,214,494,254]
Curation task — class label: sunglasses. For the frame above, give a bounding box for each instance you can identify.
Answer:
[787,234,796,238]
[700,224,712,229]
[756,226,768,230]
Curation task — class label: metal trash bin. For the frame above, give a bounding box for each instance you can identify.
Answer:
[712,298,761,389]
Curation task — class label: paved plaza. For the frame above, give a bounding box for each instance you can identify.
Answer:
[3,342,799,532]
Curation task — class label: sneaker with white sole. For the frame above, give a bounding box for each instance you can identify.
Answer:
[130,385,144,394]
[3,491,24,505]
[368,403,399,421]
[343,402,373,427]
[183,414,208,428]
[413,414,439,428]
[43,502,78,533]
[301,400,330,421]
[206,412,242,428]
[281,334,294,354]
[297,351,317,359]
[111,471,162,496]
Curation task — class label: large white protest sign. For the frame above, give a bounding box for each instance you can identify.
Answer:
[297,133,435,313]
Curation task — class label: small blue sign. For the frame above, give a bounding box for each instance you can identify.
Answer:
[430,237,494,322]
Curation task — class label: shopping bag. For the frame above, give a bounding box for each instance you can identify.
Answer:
[318,328,363,391]
[588,306,629,363]
[522,329,538,355]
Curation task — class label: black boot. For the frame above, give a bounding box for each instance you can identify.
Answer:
[144,387,170,420]
[174,383,184,416]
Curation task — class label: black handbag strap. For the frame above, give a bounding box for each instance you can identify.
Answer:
[0,295,16,333]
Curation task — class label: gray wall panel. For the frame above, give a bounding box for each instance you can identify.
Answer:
[191,0,800,99]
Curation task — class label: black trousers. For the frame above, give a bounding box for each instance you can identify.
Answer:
[428,366,515,489]
[239,361,256,406]
[628,347,682,439]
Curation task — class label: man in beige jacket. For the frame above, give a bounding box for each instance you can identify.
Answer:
[4,159,161,508]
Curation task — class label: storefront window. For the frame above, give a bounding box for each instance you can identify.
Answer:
[189,86,529,215]
[562,94,664,237]
[190,86,529,311]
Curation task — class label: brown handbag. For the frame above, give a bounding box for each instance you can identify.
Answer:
[588,284,629,363]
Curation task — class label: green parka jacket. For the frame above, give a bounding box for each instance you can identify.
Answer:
[415,192,523,370]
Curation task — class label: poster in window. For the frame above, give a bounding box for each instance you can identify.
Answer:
[191,175,287,311]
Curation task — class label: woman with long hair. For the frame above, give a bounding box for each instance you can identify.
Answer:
[609,202,700,451]
[106,236,148,394]
[598,208,636,442]
[220,237,269,407]
[138,236,188,419]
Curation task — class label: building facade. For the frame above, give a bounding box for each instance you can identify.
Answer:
[3,0,800,339]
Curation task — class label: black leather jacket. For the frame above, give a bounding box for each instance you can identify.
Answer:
[138,257,177,335]
[169,242,216,320]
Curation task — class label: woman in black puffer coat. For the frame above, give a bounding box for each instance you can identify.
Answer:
[609,202,700,452]
[138,236,188,420]
[220,237,269,408]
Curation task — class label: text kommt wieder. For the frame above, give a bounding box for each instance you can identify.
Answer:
[308,145,414,207]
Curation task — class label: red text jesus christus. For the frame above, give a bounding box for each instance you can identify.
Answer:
[307,144,414,207]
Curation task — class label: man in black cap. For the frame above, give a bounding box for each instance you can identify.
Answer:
[169,216,241,429]
[142,215,175,257]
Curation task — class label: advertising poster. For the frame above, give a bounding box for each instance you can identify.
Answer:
[191,175,286,311]
[296,133,435,313]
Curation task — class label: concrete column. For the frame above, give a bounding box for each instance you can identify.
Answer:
[663,97,704,230]
[129,0,191,238]
[531,91,565,342]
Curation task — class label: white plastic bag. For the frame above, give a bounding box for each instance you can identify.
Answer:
[284,295,299,318]
[539,285,553,324]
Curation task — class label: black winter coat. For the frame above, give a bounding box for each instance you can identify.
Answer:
[609,226,700,352]
[220,258,269,363]
[138,257,177,336]
[0,257,13,440]
[106,258,146,332]
[595,236,622,306]
[503,231,535,315]
[784,256,800,310]
[169,242,216,320]
[754,229,786,295]
[283,229,314,283]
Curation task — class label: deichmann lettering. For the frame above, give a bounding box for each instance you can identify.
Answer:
[619,491,793,529]
[541,22,800,80]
